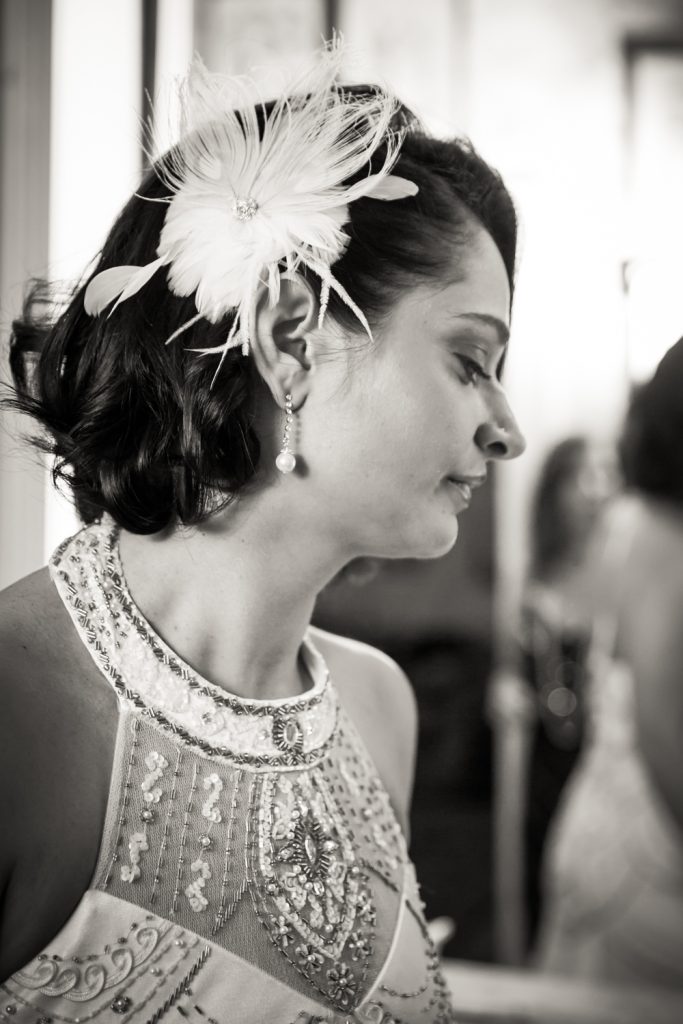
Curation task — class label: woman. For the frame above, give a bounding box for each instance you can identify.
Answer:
[535,339,683,986]
[0,46,525,1022]
[489,437,614,960]
[522,439,614,942]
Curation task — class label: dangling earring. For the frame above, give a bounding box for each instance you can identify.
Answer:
[275,392,296,474]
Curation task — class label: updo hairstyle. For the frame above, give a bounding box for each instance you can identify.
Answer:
[6,89,517,533]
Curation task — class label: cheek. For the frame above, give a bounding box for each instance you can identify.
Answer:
[359,388,429,473]
[361,391,468,492]
[316,350,479,489]
[398,379,478,464]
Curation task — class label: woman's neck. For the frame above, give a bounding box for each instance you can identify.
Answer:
[117,499,344,702]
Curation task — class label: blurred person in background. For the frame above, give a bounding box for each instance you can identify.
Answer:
[534,336,683,987]
[490,437,615,959]
[0,45,525,1022]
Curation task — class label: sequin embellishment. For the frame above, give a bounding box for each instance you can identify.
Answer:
[185,772,224,912]
[121,831,149,883]
[252,771,375,1009]
[42,521,459,1021]
[49,522,337,770]
[141,752,168,810]
[121,751,168,882]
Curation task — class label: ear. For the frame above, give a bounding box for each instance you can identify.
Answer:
[251,273,319,409]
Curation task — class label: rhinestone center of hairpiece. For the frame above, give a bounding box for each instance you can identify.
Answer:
[232,196,259,221]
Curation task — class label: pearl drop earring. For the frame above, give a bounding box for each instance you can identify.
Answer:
[275,392,296,474]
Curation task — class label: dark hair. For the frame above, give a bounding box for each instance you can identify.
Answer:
[5,89,517,533]
[529,436,590,579]
[618,335,683,507]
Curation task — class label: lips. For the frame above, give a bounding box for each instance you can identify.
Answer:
[445,473,487,508]
[447,479,473,503]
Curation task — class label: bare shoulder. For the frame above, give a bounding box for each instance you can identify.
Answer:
[308,626,417,737]
[0,567,118,978]
[0,562,118,808]
[0,567,69,731]
[0,561,116,831]
[0,565,56,639]
[308,626,418,838]
[0,566,97,724]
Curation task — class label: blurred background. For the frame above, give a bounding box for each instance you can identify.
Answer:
[2,0,683,983]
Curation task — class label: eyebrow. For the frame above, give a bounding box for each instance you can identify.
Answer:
[448,313,510,348]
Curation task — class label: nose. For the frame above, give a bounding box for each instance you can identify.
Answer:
[475,393,526,461]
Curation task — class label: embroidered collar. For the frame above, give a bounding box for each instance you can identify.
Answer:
[50,519,337,770]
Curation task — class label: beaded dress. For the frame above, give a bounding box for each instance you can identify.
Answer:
[534,499,683,985]
[1,520,456,1024]
[534,642,683,984]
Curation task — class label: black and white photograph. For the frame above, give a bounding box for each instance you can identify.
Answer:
[1,2,683,1021]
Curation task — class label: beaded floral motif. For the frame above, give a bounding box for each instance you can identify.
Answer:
[46,521,458,1021]
[326,962,357,1007]
[295,943,324,975]
[259,773,366,959]
[252,770,376,1010]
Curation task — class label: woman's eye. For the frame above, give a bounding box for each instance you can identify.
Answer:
[456,355,491,386]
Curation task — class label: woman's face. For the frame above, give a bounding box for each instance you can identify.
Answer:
[560,444,617,538]
[300,225,526,561]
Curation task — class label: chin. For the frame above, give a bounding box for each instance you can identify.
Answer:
[389,517,460,561]
[360,501,461,561]
[421,526,460,559]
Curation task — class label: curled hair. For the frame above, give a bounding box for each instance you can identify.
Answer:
[5,89,517,533]
[618,336,683,507]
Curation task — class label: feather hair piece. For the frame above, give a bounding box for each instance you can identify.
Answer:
[83,39,418,377]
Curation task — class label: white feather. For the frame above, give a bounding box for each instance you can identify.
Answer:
[165,312,203,345]
[361,175,419,200]
[84,266,140,315]
[109,256,167,314]
[84,39,419,367]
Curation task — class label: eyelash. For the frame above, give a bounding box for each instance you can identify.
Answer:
[456,355,492,386]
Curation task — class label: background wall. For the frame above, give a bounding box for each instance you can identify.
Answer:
[0,0,52,586]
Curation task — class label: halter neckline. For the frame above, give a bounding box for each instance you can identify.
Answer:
[110,521,329,711]
[50,519,338,769]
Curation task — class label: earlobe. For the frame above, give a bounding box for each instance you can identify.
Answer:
[251,273,318,406]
